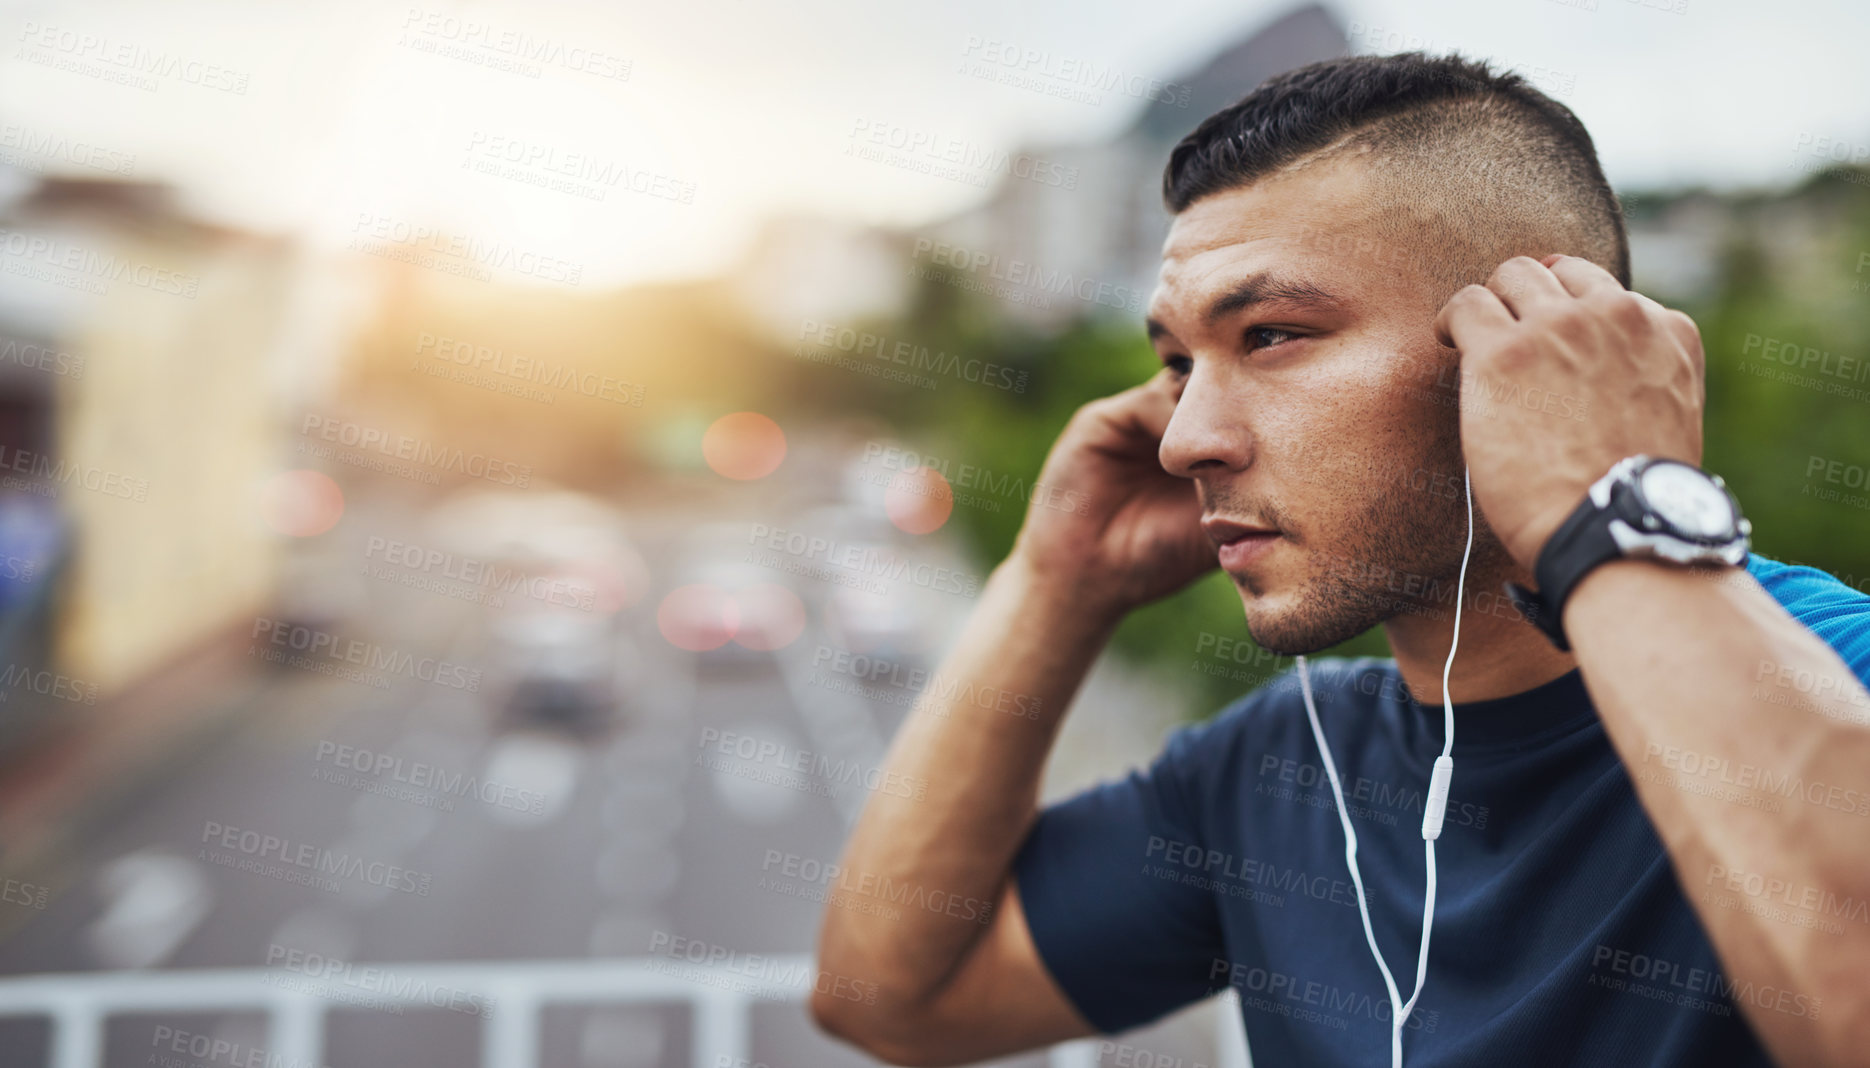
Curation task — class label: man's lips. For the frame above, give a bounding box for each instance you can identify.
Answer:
[1202,517,1282,571]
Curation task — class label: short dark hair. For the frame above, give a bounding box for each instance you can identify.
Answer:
[1161,52,1630,288]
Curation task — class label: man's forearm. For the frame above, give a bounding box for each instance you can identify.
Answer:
[816,552,1121,1008]
[1566,559,1870,1065]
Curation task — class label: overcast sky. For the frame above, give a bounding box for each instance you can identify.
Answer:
[3,0,1865,287]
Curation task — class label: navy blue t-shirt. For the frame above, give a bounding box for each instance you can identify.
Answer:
[1014,554,1870,1066]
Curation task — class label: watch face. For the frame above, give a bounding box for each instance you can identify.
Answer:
[1638,462,1736,540]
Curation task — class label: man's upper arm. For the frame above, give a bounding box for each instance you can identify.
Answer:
[862,706,1242,1065]
[1007,717,1232,1033]
[881,875,1096,1066]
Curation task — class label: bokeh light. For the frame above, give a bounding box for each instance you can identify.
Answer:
[702,412,787,480]
[885,466,954,534]
[657,584,740,651]
[258,470,345,537]
[730,583,807,651]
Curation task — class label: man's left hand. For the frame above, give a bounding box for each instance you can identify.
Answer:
[1433,253,1706,571]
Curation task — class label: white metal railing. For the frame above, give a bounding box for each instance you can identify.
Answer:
[0,956,1227,1068]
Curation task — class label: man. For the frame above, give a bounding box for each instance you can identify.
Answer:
[809,52,1870,1067]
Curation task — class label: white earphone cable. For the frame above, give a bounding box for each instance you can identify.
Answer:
[1295,466,1473,1068]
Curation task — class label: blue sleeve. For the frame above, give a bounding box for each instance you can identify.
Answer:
[1011,712,1231,1033]
[1748,554,1870,680]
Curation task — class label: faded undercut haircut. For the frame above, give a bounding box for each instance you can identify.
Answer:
[1162,52,1630,292]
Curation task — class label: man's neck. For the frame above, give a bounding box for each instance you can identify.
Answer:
[1380,561,1579,707]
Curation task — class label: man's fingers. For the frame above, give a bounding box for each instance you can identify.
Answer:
[1434,284,1517,352]
[1486,256,1570,317]
[1544,254,1624,299]
[1095,372,1179,444]
[1630,293,1705,370]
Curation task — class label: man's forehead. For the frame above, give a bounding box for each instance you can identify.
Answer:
[1148,161,1396,322]
[1160,161,1378,266]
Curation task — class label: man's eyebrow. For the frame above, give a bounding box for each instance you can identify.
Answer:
[1144,273,1342,343]
[1203,273,1341,325]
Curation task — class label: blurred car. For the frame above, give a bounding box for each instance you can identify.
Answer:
[665,521,806,669]
[427,487,649,736]
[486,610,635,738]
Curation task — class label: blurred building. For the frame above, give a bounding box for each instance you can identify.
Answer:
[917,4,1350,330]
[0,172,344,750]
[731,4,1349,335]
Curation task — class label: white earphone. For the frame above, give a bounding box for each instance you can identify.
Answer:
[1294,465,1473,1068]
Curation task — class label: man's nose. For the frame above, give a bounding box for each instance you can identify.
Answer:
[1159,371,1252,478]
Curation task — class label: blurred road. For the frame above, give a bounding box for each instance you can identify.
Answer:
[0,474,995,1068]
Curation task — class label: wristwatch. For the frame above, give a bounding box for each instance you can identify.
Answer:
[1504,455,1751,651]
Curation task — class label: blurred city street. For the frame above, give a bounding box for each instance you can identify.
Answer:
[0,1,1866,1066]
[0,464,1217,1068]
[0,460,916,1058]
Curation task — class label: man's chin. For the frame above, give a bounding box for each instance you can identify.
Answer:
[1234,586,1308,657]
[1234,577,1378,658]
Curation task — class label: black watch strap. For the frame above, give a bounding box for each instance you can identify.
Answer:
[1503,488,1624,652]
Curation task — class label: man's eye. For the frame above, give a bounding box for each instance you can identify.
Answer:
[1244,326,1297,351]
[1163,355,1192,376]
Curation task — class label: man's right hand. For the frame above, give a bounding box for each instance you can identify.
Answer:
[1012,369,1218,614]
